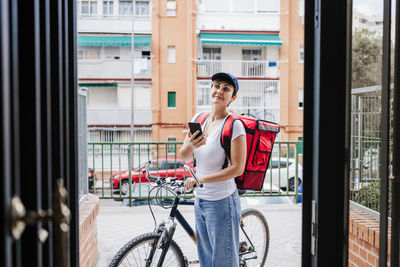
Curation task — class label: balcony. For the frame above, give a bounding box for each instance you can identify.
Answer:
[77,15,152,34]
[196,79,280,122]
[78,58,151,79]
[197,12,279,32]
[87,108,152,125]
[197,60,279,79]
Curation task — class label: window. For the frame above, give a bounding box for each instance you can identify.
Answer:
[77,47,101,60]
[167,137,177,154]
[165,161,183,169]
[141,50,151,59]
[299,45,304,63]
[80,1,98,15]
[202,48,221,75]
[233,0,254,13]
[298,137,303,155]
[167,0,176,16]
[103,1,114,15]
[167,46,176,63]
[242,49,261,61]
[197,81,211,106]
[298,0,304,16]
[271,161,279,169]
[257,0,279,13]
[205,0,228,12]
[298,88,304,110]
[168,92,176,108]
[119,0,133,15]
[242,49,263,76]
[148,161,165,171]
[104,47,120,60]
[202,48,221,60]
[136,1,150,16]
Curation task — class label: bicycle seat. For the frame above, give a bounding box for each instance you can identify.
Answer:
[237,189,246,195]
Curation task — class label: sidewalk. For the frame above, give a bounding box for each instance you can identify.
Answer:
[96,198,302,267]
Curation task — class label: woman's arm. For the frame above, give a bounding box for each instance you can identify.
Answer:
[179,130,207,161]
[199,135,246,183]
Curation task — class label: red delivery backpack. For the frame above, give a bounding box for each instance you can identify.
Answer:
[195,112,280,191]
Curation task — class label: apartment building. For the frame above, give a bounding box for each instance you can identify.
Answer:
[78,0,305,144]
[195,0,282,127]
[77,0,153,143]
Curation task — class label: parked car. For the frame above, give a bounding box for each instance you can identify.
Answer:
[88,168,95,190]
[112,158,194,195]
[263,157,303,191]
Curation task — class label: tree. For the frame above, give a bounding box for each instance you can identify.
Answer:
[352,29,382,88]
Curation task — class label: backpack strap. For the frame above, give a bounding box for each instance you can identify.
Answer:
[194,112,210,126]
[220,114,240,169]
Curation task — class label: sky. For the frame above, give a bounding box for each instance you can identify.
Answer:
[353,0,396,17]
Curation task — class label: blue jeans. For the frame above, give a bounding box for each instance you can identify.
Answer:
[194,190,241,267]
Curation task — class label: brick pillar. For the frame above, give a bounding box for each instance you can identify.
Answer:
[79,194,100,267]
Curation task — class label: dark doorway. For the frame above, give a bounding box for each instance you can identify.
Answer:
[1,0,78,266]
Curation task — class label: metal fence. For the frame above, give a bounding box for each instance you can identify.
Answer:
[87,141,303,205]
[197,60,280,78]
[78,88,88,204]
[350,85,393,216]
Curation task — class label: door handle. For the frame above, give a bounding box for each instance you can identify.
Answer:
[10,179,71,266]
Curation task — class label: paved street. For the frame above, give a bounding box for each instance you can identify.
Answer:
[96,197,302,267]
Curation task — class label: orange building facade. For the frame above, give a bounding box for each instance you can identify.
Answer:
[279,0,304,141]
[151,0,197,143]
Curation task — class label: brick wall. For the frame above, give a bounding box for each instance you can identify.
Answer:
[348,207,391,267]
[79,194,100,267]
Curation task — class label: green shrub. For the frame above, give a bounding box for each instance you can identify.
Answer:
[353,181,392,217]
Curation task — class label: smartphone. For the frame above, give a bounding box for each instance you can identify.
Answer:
[188,122,203,138]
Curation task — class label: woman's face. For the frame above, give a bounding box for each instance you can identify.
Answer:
[210,80,237,107]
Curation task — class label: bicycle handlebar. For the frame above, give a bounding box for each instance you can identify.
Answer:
[144,161,203,188]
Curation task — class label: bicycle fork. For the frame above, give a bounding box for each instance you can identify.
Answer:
[146,219,177,267]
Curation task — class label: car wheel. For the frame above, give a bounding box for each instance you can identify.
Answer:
[120,180,135,195]
[288,177,302,192]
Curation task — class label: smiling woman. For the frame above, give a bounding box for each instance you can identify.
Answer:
[179,72,247,267]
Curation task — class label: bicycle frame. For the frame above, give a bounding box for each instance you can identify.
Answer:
[144,163,260,266]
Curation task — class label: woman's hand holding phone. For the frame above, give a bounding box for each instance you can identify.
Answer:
[188,122,207,148]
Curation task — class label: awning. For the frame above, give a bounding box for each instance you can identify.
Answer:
[200,33,282,46]
[79,83,118,87]
[78,35,151,47]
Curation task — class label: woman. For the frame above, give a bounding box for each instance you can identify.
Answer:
[179,72,247,267]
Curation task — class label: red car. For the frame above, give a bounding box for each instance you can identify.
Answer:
[112,158,194,195]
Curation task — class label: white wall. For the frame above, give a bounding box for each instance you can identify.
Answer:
[118,84,152,109]
[87,87,118,107]
[78,58,151,79]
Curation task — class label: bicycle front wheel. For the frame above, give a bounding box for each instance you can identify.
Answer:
[109,232,186,267]
[239,208,270,267]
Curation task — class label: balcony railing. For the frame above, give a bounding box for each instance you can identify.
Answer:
[197,79,280,122]
[78,14,151,21]
[87,141,303,204]
[77,14,151,33]
[197,60,280,78]
[87,108,152,125]
[78,58,152,79]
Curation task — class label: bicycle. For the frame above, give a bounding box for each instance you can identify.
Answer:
[110,162,270,267]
